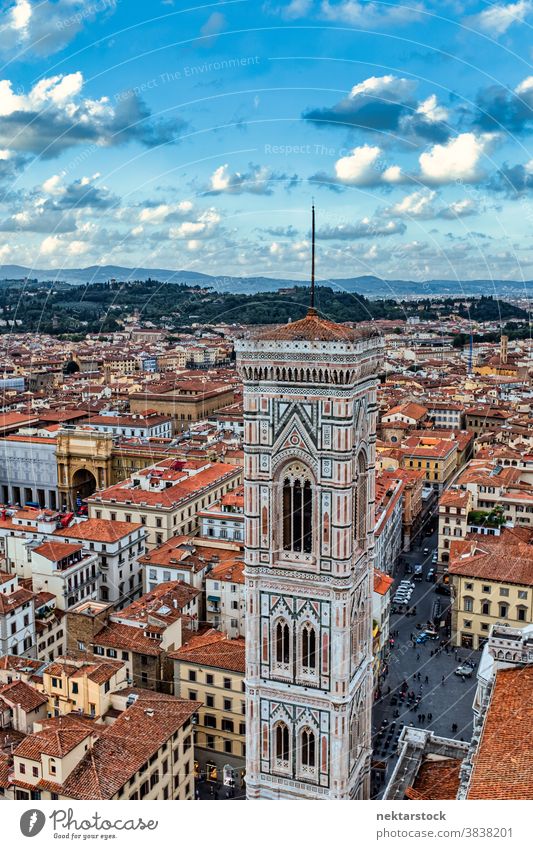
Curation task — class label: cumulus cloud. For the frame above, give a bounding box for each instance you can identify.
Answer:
[169,208,221,240]
[0,0,117,58]
[0,172,118,233]
[139,201,194,224]
[489,159,533,194]
[304,75,417,132]
[312,144,405,188]
[0,72,186,158]
[475,75,533,134]
[206,162,296,194]
[418,132,495,184]
[303,74,451,142]
[467,0,531,37]
[386,189,478,219]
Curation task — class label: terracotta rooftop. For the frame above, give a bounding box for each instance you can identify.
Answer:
[257,308,374,343]
[170,629,245,673]
[448,527,533,586]
[58,694,201,799]
[406,758,463,800]
[33,541,83,562]
[56,518,143,543]
[467,666,533,799]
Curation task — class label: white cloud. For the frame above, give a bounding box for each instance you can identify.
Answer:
[388,189,437,218]
[348,74,415,102]
[266,0,313,19]
[139,201,194,224]
[334,144,403,185]
[320,0,424,26]
[468,1,531,36]
[169,208,221,240]
[208,163,283,195]
[0,0,117,58]
[416,94,449,124]
[0,71,184,157]
[418,132,495,184]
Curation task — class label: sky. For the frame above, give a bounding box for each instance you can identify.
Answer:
[1,0,533,284]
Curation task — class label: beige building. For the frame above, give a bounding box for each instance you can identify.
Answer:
[438,488,472,566]
[8,692,200,800]
[89,459,242,548]
[171,629,246,788]
[449,527,533,650]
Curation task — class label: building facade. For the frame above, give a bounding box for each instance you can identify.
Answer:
[236,308,383,800]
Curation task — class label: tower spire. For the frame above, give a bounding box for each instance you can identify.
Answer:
[309,203,316,315]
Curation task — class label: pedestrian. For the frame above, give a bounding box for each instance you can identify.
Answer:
[417,672,421,681]
[430,649,434,657]
[424,675,429,684]
[421,714,426,723]
[416,653,420,661]
[418,714,422,722]
[445,645,449,654]
[452,723,458,733]
[441,675,445,685]
[427,712,432,722]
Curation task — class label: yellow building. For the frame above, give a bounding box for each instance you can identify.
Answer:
[171,629,246,790]
[449,527,533,650]
[41,656,129,719]
[401,435,457,492]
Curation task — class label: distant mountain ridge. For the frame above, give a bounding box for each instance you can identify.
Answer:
[0,264,530,299]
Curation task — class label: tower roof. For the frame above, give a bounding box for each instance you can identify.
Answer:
[257,308,373,343]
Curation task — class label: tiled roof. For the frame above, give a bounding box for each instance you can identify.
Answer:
[56,518,143,543]
[406,758,463,800]
[94,622,162,656]
[467,667,533,799]
[170,629,245,673]
[59,695,201,799]
[448,528,533,586]
[0,680,48,713]
[208,558,245,584]
[91,462,239,509]
[256,309,374,343]
[33,541,83,561]
[14,716,95,760]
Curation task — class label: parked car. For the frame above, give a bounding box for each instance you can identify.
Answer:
[432,552,438,563]
[423,547,429,555]
[454,665,473,678]
[434,583,451,596]
[426,568,436,582]
[414,564,423,574]
[416,633,429,644]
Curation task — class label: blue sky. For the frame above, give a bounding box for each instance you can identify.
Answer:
[1,0,533,283]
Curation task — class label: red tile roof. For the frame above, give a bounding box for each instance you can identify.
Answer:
[467,667,533,799]
[170,629,245,673]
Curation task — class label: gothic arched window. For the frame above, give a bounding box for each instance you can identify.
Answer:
[355,452,368,550]
[301,622,317,672]
[281,463,313,554]
[301,727,316,768]
[275,723,290,763]
[275,620,290,665]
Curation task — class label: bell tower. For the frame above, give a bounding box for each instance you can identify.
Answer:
[236,220,383,799]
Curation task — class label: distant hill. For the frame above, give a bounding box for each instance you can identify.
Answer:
[0,264,530,299]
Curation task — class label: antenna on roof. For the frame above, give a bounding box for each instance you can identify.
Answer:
[310,203,316,314]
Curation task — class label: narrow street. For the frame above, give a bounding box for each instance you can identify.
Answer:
[371,523,481,797]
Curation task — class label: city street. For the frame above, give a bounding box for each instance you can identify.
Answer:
[371,524,481,797]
